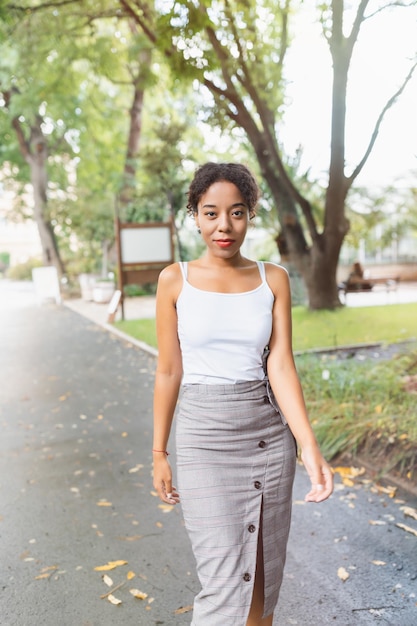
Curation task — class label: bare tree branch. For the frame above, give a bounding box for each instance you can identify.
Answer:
[365,1,416,20]
[348,61,417,184]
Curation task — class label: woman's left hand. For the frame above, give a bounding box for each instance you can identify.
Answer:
[301,445,334,502]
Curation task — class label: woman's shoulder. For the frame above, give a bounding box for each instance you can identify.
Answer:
[263,261,289,280]
[157,262,184,296]
[262,262,290,296]
[158,262,183,282]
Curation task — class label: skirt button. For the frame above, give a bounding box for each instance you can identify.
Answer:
[243,572,251,582]
[254,481,262,489]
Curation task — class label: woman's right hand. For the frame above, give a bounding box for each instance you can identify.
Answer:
[153,455,180,505]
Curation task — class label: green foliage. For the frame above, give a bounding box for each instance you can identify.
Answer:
[6,257,43,280]
[297,347,417,479]
[344,184,417,256]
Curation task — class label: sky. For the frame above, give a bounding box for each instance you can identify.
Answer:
[282,2,417,189]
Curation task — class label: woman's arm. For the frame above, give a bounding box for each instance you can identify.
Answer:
[265,263,333,503]
[152,264,183,505]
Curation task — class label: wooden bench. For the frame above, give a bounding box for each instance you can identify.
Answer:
[339,276,399,296]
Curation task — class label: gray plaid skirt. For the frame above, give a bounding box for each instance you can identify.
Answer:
[176,379,296,625]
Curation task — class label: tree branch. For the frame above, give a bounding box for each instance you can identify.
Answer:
[347,60,417,184]
[365,2,416,20]
[117,0,156,45]
[346,0,369,55]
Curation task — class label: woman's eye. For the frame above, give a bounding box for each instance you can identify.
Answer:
[233,210,244,217]
[205,211,216,217]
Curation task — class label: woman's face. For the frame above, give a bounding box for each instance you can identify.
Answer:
[195,180,250,259]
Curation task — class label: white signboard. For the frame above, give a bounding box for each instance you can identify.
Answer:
[120,225,172,264]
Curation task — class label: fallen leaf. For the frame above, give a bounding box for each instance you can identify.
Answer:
[396,522,417,537]
[337,567,350,582]
[34,565,58,580]
[369,520,386,526]
[103,575,113,587]
[371,560,386,566]
[158,504,174,513]
[374,484,397,498]
[129,464,144,473]
[107,594,122,605]
[127,571,136,580]
[174,605,193,615]
[94,560,128,572]
[130,588,148,600]
[96,500,112,507]
[400,506,417,521]
[333,466,365,479]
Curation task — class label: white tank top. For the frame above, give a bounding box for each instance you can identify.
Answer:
[177,261,274,385]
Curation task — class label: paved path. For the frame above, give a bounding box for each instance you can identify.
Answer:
[1,283,416,625]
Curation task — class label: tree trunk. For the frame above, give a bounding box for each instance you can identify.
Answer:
[18,117,65,277]
[117,48,151,219]
[30,149,64,276]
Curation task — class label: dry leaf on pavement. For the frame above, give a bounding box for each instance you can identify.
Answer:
[337,567,350,582]
[107,594,122,605]
[400,505,417,521]
[174,605,193,615]
[94,560,128,571]
[130,589,148,600]
[396,522,417,537]
[158,504,174,513]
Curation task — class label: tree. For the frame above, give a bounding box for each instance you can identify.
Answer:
[117,0,417,308]
[0,2,143,277]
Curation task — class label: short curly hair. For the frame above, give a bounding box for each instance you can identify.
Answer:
[186,162,260,218]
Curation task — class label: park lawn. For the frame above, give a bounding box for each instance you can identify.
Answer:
[115,302,417,351]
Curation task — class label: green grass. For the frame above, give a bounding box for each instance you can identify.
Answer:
[296,348,417,481]
[115,318,158,349]
[292,302,416,351]
[115,302,417,352]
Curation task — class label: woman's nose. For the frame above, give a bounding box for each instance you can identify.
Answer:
[218,214,232,231]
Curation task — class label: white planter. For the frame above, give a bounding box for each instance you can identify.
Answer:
[79,274,99,301]
[92,281,115,304]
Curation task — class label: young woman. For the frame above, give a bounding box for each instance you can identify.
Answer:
[152,162,333,626]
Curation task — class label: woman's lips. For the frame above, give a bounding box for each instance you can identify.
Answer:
[215,239,235,248]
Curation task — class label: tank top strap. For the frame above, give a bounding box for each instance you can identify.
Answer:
[257,261,266,283]
[179,261,188,280]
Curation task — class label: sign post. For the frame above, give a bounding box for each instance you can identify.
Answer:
[115,218,174,320]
